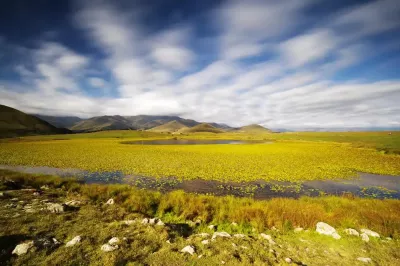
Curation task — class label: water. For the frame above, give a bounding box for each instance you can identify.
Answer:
[1,165,399,199]
[121,139,272,145]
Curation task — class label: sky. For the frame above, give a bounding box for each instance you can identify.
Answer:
[0,0,399,129]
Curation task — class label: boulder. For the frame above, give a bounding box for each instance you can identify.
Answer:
[66,236,81,247]
[212,232,231,240]
[108,237,120,245]
[106,198,114,205]
[316,222,341,239]
[46,203,64,213]
[201,239,210,245]
[101,244,118,252]
[361,233,370,242]
[12,241,34,256]
[357,257,372,263]
[181,245,195,255]
[344,228,359,236]
[360,229,380,238]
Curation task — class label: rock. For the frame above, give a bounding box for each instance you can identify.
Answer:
[33,192,40,196]
[221,261,226,264]
[106,198,114,205]
[194,219,202,226]
[234,234,245,238]
[149,218,157,224]
[386,237,392,241]
[65,200,81,207]
[212,232,231,240]
[24,205,36,213]
[101,244,118,252]
[12,241,34,256]
[11,198,19,201]
[360,233,370,242]
[316,222,341,239]
[46,203,64,213]
[196,233,210,238]
[66,236,81,247]
[124,220,136,225]
[141,218,149,224]
[0,192,4,197]
[198,254,203,258]
[294,227,304,232]
[208,224,216,230]
[34,237,60,250]
[260,233,276,245]
[108,237,119,245]
[156,220,165,226]
[40,185,50,190]
[360,229,380,238]
[240,245,248,249]
[181,245,195,255]
[201,239,210,245]
[357,257,372,263]
[345,228,359,236]
[231,222,238,226]
[271,226,278,231]
[285,258,292,263]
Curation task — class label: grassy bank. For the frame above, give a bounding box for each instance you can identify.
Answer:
[1,170,399,265]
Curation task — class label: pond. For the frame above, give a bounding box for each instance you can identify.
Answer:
[121,139,272,145]
[1,165,399,199]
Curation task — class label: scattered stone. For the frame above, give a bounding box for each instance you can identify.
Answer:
[181,245,195,255]
[212,232,231,240]
[156,219,165,226]
[34,237,60,250]
[269,249,275,253]
[260,233,276,245]
[285,258,292,263]
[360,229,380,238]
[386,237,392,241]
[11,198,18,201]
[66,236,81,247]
[123,220,136,225]
[166,240,171,244]
[208,224,216,230]
[221,261,226,264]
[196,233,210,238]
[294,227,304,232]
[357,257,372,263]
[195,219,202,226]
[141,218,149,224]
[0,192,4,197]
[271,226,278,231]
[33,192,40,196]
[24,205,36,213]
[46,203,64,213]
[231,222,238,227]
[149,218,157,224]
[106,198,114,205]
[12,241,34,256]
[198,254,203,258]
[65,200,81,207]
[361,233,370,242]
[316,222,341,239]
[234,234,245,238]
[345,228,360,236]
[40,185,50,190]
[201,239,209,245]
[108,237,120,245]
[232,243,237,247]
[101,244,118,252]
[240,245,248,249]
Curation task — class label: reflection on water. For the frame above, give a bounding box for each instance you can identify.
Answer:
[0,165,399,199]
[121,139,272,145]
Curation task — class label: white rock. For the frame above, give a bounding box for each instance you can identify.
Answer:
[124,220,136,225]
[66,236,81,247]
[196,233,210,238]
[212,232,231,240]
[294,227,304,232]
[198,254,203,258]
[106,198,114,205]
[201,239,210,245]
[40,185,49,190]
[231,222,238,226]
[208,224,216,230]
[360,229,380,238]
[156,220,165,226]
[101,244,118,252]
[149,218,157,224]
[65,200,81,207]
[357,257,372,263]
[285,257,292,263]
[46,203,64,213]
[141,218,149,224]
[345,228,360,236]
[240,245,248,249]
[386,237,392,241]
[361,233,370,242]
[181,245,195,255]
[260,233,272,241]
[316,222,341,239]
[0,192,4,197]
[234,234,245,238]
[12,241,34,256]
[221,261,226,264]
[108,237,119,245]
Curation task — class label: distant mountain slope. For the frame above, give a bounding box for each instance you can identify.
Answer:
[0,105,71,138]
[148,120,188,133]
[124,115,200,130]
[70,116,135,132]
[236,124,272,133]
[34,114,82,128]
[179,123,225,133]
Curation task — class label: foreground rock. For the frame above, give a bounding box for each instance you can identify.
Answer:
[101,244,118,252]
[66,236,81,247]
[12,241,34,256]
[106,198,114,205]
[344,228,359,236]
[316,222,341,239]
[181,245,195,255]
[260,233,276,245]
[357,257,372,263]
[361,233,370,242]
[65,200,81,207]
[360,229,380,238]
[46,203,64,213]
[212,232,231,240]
[108,237,120,245]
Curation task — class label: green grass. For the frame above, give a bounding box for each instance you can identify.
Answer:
[1,171,399,265]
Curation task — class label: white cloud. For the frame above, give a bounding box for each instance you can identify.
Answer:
[88,77,107,88]
[150,46,194,70]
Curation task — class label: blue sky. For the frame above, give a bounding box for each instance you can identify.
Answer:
[0,0,399,129]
